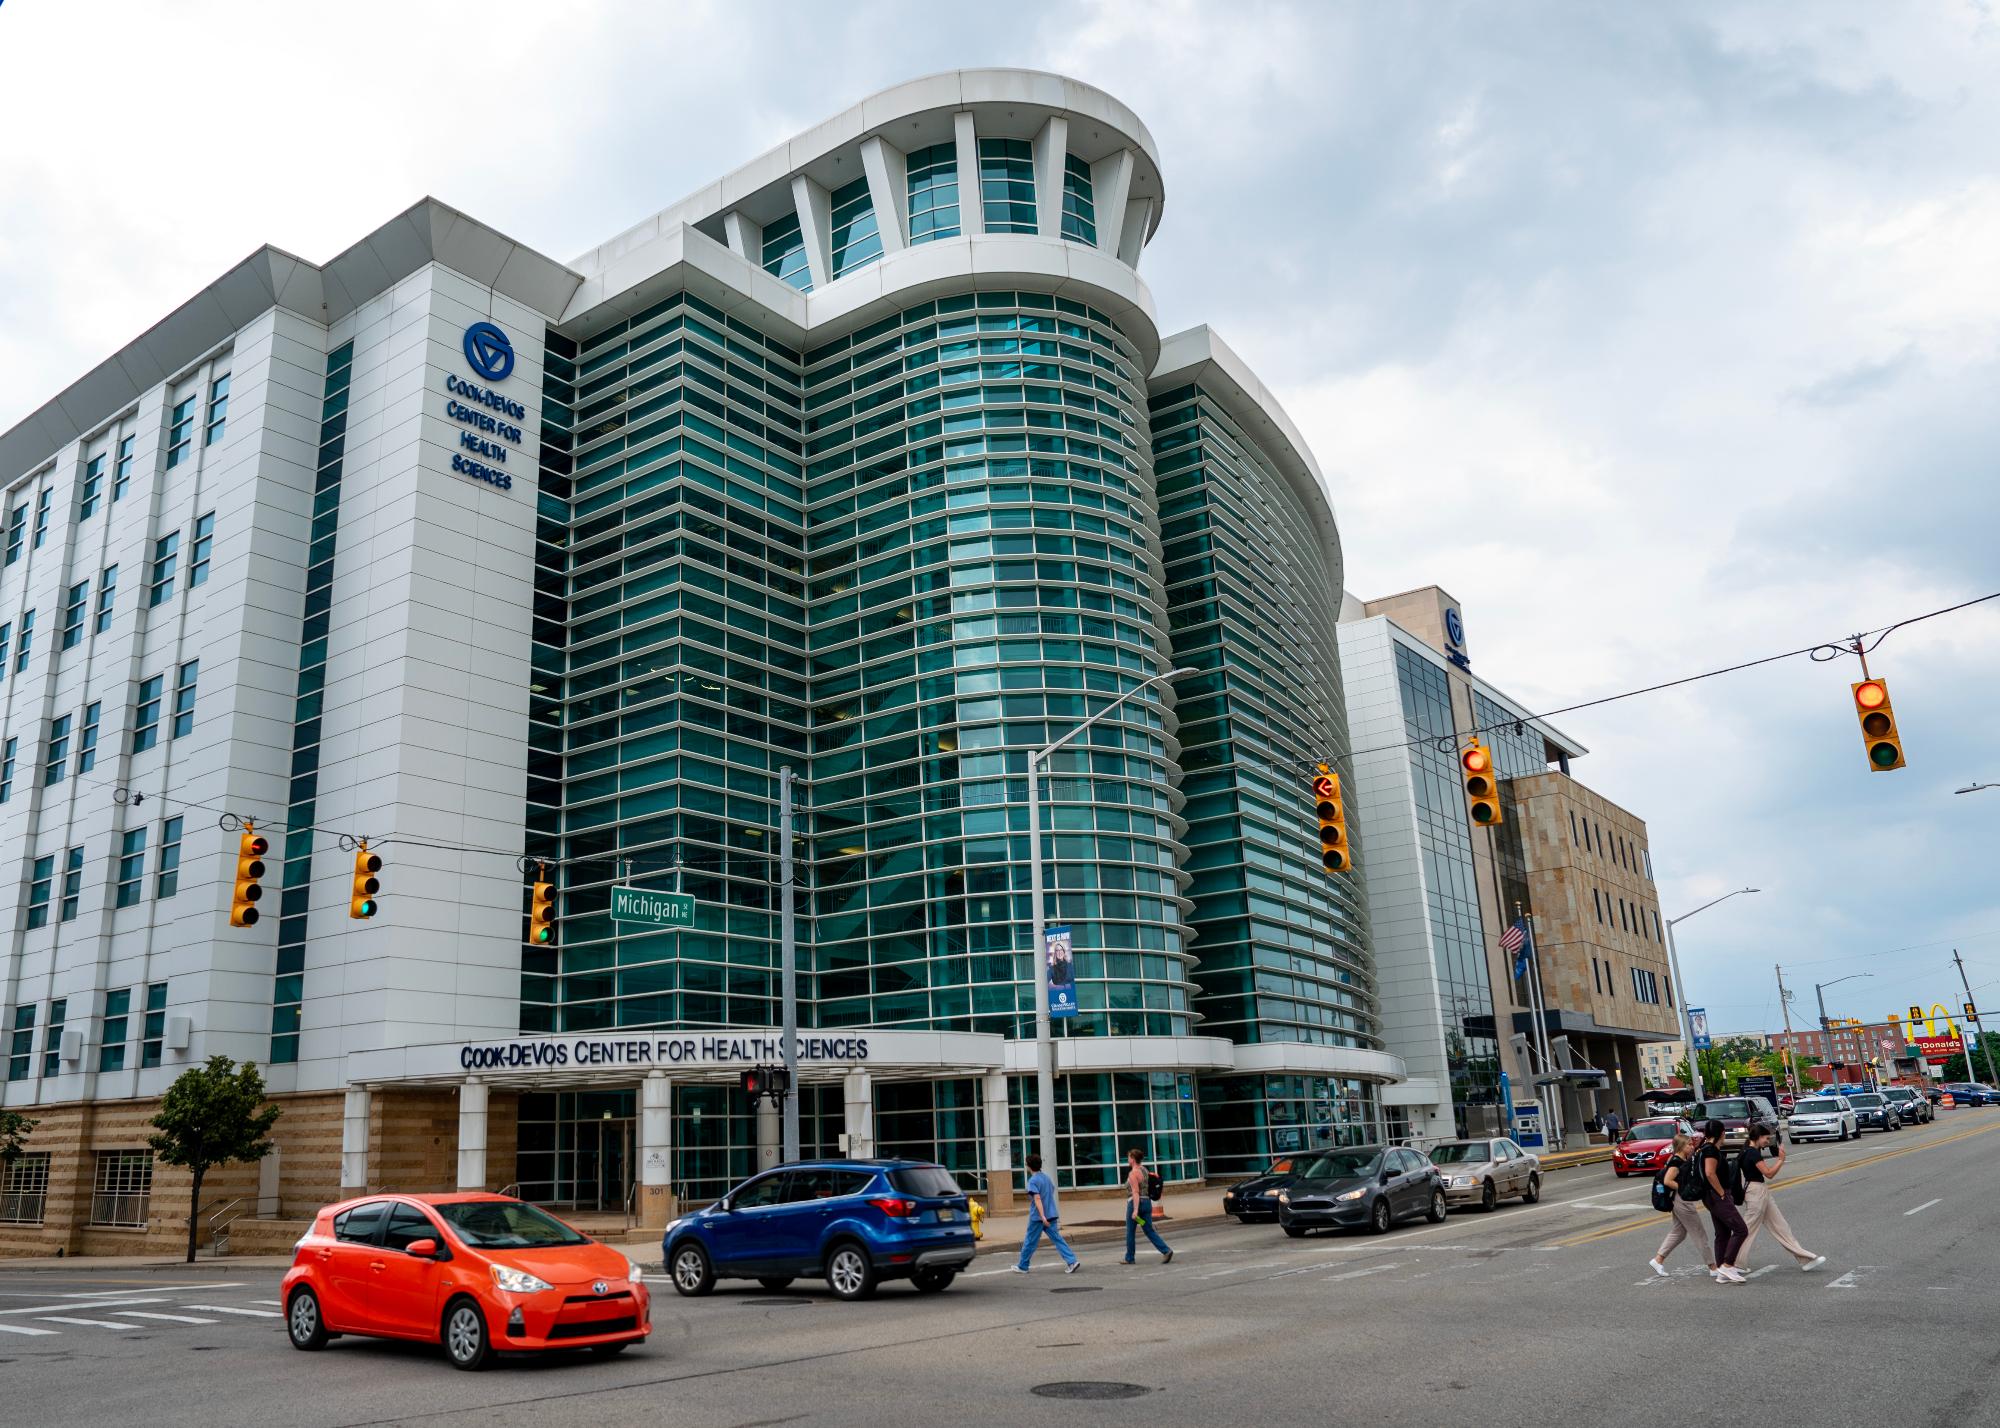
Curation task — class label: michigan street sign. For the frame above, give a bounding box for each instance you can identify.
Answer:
[610,886,696,928]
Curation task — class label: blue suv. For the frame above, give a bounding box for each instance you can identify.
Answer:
[664,1159,975,1301]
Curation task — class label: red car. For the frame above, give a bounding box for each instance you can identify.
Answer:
[282,1193,650,1370]
[1612,1117,1692,1177]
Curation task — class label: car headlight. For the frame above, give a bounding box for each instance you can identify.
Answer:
[627,1260,645,1284]
[491,1265,553,1295]
[1336,1189,1366,1202]
[1452,1176,1474,1188]
[1277,1191,1290,1203]
[663,1217,683,1237]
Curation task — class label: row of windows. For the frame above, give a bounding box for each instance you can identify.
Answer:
[1588,884,1661,943]
[7,984,174,1081]
[1568,805,1651,881]
[115,817,185,907]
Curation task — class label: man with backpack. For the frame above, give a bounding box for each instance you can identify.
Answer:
[1696,1119,1749,1283]
[1123,1147,1174,1265]
[1647,1130,1715,1278]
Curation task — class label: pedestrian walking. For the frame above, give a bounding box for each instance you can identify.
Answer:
[1602,1107,1624,1144]
[1647,1131,1716,1278]
[1737,1124,1826,1272]
[1011,1153,1080,1275]
[1696,1119,1749,1283]
[1122,1147,1173,1264]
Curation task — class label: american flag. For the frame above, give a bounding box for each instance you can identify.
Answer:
[1500,918,1532,979]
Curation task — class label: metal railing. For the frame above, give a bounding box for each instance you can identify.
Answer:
[205,1196,249,1258]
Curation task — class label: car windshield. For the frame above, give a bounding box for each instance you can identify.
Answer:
[435,1199,588,1248]
[1428,1143,1491,1164]
[1302,1152,1381,1180]
[1261,1158,1296,1177]
[1850,1094,1883,1107]
[1627,1121,1678,1141]
[1695,1099,1752,1119]
[1794,1099,1841,1114]
[1883,1089,1915,1100]
[887,1166,961,1198]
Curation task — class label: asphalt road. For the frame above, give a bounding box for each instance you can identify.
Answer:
[4,1111,1995,1427]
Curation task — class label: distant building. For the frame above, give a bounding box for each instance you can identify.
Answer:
[1640,1039,1686,1087]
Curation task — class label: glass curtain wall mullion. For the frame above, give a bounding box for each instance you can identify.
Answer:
[827,177,882,279]
[905,143,960,244]
[1060,154,1098,244]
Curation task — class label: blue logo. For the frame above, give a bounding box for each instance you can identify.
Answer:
[463,321,515,383]
[1444,607,1465,647]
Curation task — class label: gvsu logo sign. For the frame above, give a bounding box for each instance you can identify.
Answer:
[463,321,515,382]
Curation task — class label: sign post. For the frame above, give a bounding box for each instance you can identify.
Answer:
[610,886,695,928]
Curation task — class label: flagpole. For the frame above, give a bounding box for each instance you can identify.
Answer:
[1520,909,1562,1147]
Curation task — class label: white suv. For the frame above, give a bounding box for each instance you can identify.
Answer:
[1787,1096,1858,1142]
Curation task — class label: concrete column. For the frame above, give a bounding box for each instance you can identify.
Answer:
[756,1099,782,1171]
[1617,1039,1646,1124]
[791,173,833,290]
[952,112,983,236]
[859,135,909,253]
[1089,149,1134,257]
[456,1079,489,1192]
[1117,197,1154,267]
[340,1087,373,1198]
[722,210,763,263]
[1031,114,1070,240]
[638,1072,675,1229]
[982,1071,1014,1212]
[842,1070,874,1158]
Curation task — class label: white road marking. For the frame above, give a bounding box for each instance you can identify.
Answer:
[1827,1271,1860,1289]
[117,1311,220,1324]
[1324,1264,1399,1282]
[0,1322,60,1336]
[1742,1265,1776,1280]
[1904,1198,1941,1216]
[179,1304,281,1318]
[52,1283,242,1296]
[34,1316,135,1329]
[0,1299,168,1316]
[251,1299,283,1306]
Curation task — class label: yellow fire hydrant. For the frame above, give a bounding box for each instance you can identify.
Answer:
[968,1198,986,1241]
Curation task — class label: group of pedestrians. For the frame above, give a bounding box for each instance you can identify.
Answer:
[1014,1147,1176,1274]
[1650,1119,1825,1283]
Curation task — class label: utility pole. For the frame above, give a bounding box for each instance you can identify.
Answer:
[1775,966,1802,1099]
[778,766,799,1162]
[1953,948,2000,1088]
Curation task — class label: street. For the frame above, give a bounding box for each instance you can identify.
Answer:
[3,1114,1994,1427]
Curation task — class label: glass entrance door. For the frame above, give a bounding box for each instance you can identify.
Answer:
[571,1117,633,1213]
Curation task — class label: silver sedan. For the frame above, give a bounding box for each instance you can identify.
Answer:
[1427,1137,1543,1211]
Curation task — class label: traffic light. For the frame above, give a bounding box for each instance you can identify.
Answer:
[1910,1005,1924,1026]
[529,868,556,946]
[740,1067,764,1099]
[1460,739,1503,826]
[230,824,268,928]
[1968,1002,1980,1024]
[1312,764,1350,874]
[740,1064,789,1105]
[1851,678,1905,772]
[349,841,381,919]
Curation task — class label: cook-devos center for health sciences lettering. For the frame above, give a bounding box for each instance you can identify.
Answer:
[457,1034,873,1071]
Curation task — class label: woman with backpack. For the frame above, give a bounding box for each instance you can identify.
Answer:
[1737,1123,1826,1272]
[1123,1147,1174,1265]
[1696,1119,1749,1283]
[1646,1131,1715,1278]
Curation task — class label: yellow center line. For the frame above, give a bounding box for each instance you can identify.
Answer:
[1547,1120,2000,1249]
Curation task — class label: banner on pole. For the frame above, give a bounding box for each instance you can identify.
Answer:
[1046,925,1077,1018]
[1688,1008,1711,1051]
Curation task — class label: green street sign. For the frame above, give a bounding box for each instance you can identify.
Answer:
[610,886,695,928]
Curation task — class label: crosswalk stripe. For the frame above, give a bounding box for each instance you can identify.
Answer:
[0,1323,60,1337]
[35,1316,136,1329]
[251,1299,283,1307]
[179,1304,281,1318]
[0,1299,169,1316]
[118,1312,221,1325]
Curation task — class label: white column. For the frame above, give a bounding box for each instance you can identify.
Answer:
[340,1087,373,1197]
[860,136,909,254]
[842,1070,875,1158]
[952,112,984,237]
[756,1099,782,1171]
[638,1072,675,1229]
[1089,149,1134,257]
[723,210,763,263]
[456,1078,489,1191]
[982,1071,1014,1212]
[791,174,833,290]
[1032,114,1070,241]
[1117,197,1155,267]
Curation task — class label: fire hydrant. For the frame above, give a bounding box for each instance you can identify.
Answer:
[968,1198,986,1241]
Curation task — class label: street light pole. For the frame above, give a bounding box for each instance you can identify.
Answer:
[1028,667,1196,1185]
[1814,973,1872,1084]
[1663,887,1758,1103]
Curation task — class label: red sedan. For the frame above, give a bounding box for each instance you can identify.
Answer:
[1612,1117,1692,1177]
[282,1193,649,1370]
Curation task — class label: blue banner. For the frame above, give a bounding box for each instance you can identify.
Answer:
[1689,1007,1712,1051]
[1046,925,1077,1018]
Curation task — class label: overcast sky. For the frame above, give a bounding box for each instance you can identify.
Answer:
[2,1,1995,1039]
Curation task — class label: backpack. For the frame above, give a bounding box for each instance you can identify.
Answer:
[1677,1151,1709,1204]
[1650,1161,1677,1213]
[1145,1169,1163,1201]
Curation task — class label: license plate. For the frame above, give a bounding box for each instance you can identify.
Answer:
[937,1208,956,1221]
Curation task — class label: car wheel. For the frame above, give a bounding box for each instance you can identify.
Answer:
[1426,1190,1448,1224]
[757,1277,795,1291]
[1522,1174,1542,1204]
[912,1267,957,1294]
[1479,1180,1497,1212]
[1614,1169,1629,1178]
[671,1242,715,1297]
[286,1286,329,1351]
[825,1241,877,1301]
[443,1297,491,1372]
[1369,1197,1393,1235]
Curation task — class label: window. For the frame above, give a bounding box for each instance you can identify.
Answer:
[15,608,32,672]
[77,701,100,774]
[3,503,22,564]
[906,142,959,244]
[188,511,215,587]
[59,845,84,922]
[96,565,118,632]
[27,855,55,928]
[149,530,180,605]
[1591,887,1603,924]
[90,1150,153,1227]
[113,435,135,501]
[42,998,65,1076]
[204,373,230,445]
[334,1201,389,1244]
[382,1202,443,1253]
[32,487,50,549]
[0,619,10,672]
[978,138,1037,233]
[43,714,70,786]
[1620,899,1630,932]
[156,816,184,899]
[1593,959,1603,994]
[0,1152,49,1224]
[132,674,163,752]
[172,659,199,737]
[1569,809,1578,846]
[141,982,168,1068]
[79,453,105,520]
[1604,960,1616,997]
[61,579,88,649]
[99,989,131,1072]
[1060,153,1097,244]
[760,210,811,292]
[166,394,197,469]
[828,177,882,278]
[0,736,15,804]
[1652,909,1662,942]
[7,1005,32,1081]
[117,828,148,907]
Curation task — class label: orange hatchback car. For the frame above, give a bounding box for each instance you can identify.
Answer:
[281,1193,650,1370]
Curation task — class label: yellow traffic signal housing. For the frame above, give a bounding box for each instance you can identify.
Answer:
[350,842,381,919]
[529,870,556,946]
[230,825,268,928]
[1851,678,1905,772]
[1460,740,1503,826]
[1312,764,1350,873]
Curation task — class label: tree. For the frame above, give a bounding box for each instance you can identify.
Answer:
[1937,1032,2000,1084]
[149,1056,281,1263]
[1,1109,36,1166]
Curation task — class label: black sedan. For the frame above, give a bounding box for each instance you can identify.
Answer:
[1277,1146,1447,1237]
[1847,1092,1902,1132]
[1221,1156,1307,1222]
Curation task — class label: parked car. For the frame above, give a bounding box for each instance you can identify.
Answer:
[1612,1117,1692,1177]
[1881,1086,1932,1125]
[1428,1138,1541,1210]
[1221,1156,1306,1222]
[1941,1083,1997,1107]
[282,1193,650,1370]
[1847,1092,1901,1133]
[1688,1095,1783,1149]
[1277,1146,1446,1237]
[663,1159,974,1301]
[1786,1096,1858,1142]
